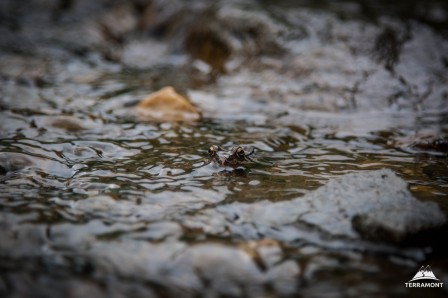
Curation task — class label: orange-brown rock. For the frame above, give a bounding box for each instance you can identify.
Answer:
[136,86,200,122]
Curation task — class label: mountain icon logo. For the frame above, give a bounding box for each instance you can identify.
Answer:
[409,265,439,282]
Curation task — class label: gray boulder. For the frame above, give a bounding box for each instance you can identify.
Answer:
[209,169,446,243]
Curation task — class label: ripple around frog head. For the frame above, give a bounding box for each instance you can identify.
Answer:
[191,158,248,178]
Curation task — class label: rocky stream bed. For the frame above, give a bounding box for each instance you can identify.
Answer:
[1,0,448,297]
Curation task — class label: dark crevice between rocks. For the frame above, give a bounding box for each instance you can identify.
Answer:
[373,25,410,72]
[401,224,448,257]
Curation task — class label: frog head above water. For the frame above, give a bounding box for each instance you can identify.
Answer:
[208,145,255,168]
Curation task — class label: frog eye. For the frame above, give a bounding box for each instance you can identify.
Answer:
[208,145,218,157]
[235,146,245,158]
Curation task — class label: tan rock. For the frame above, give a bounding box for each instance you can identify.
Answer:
[136,86,200,122]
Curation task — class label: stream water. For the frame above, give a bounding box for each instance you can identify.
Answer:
[1,1,448,297]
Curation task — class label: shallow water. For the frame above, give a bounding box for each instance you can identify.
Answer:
[1,0,448,297]
[2,93,446,206]
[1,77,447,296]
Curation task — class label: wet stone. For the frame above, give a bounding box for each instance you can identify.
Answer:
[0,222,48,258]
[0,152,74,178]
[136,86,201,122]
[0,153,34,174]
[48,116,88,132]
[190,169,445,244]
[172,244,266,297]
[297,169,446,241]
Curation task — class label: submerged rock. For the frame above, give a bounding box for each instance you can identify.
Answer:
[195,169,446,244]
[0,152,74,178]
[304,169,446,242]
[48,116,88,132]
[136,86,200,122]
[0,153,34,174]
